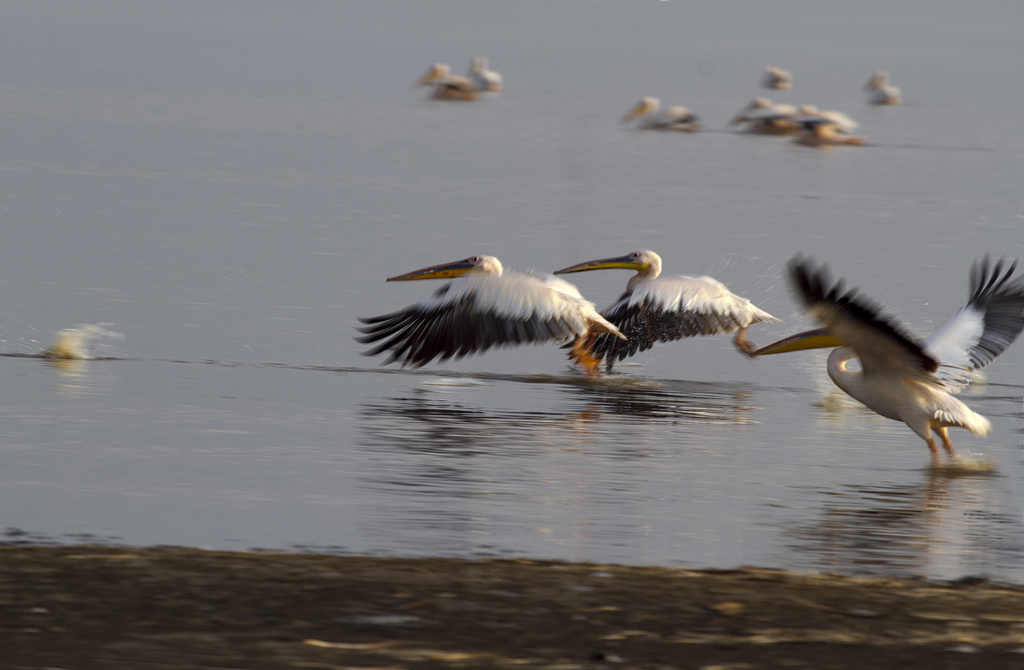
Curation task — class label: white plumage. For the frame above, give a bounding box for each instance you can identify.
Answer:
[620,97,701,132]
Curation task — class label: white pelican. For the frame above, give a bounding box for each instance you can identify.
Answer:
[864,71,901,105]
[467,57,502,93]
[553,250,778,373]
[728,98,800,134]
[620,97,701,132]
[357,255,625,376]
[762,66,793,90]
[793,107,863,146]
[748,256,1024,462]
[415,64,479,101]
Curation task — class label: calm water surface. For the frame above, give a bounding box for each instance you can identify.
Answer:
[1,1,1023,582]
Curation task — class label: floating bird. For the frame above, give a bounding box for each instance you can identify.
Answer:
[747,256,1024,463]
[415,64,479,101]
[793,106,863,146]
[357,255,625,376]
[553,250,778,373]
[864,71,901,105]
[467,57,502,93]
[762,66,793,90]
[620,97,701,131]
[728,98,800,134]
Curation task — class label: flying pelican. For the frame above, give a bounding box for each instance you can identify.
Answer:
[620,97,702,132]
[747,256,1024,462]
[357,255,625,376]
[864,71,901,105]
[728,98,800,134]
[415,64,479,101]
[762,66,793,90]
[467,57,502,93]
[552,250,778,373]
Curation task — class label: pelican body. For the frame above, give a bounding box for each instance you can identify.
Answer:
[762,66,793,90]
[467,57,502,93]
[728,98,800,134]
[749,256,1024,462]
[357,255,625,376]
[621,97,701,132]
[553,250,778,373]
[793,107,864,146]
[415,63,479,101]
[865,71,901,105]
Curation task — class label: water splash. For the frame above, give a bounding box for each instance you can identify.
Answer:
[930,454,997,476]
[42,324,123,360]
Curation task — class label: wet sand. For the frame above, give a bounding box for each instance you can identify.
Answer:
[4,546,1024,668]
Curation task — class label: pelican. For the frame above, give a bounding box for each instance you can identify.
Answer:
[415,64,479,101]
[793,107,863,146]
[762,66,793,90]
[728,98,800,134]
[748,256,1024,462]
[357,255,625,376]
[467,57,502,93]
[552,250,778,373]
[865,71,901,105]
[620,97,701,132]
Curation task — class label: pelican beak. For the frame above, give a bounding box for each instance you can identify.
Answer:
[620,102,649,124]
[387,258,475,281]
[748,328,845,356]
[553,255,647,275]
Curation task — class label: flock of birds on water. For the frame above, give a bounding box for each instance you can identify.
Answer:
[371,59,1024,467]
[415,60,902,147]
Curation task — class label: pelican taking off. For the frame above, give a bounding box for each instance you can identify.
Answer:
[762,66,793,90]
[864,71,901,105]
[467,57,502,93]
[621,97,701,132]
[415,64,479,101]
[748,256,1024,462]
[357,255,625,376]
[553,250,778,373]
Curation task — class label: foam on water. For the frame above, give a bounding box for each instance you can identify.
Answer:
[929,454,998,476]
[42,324,123,360]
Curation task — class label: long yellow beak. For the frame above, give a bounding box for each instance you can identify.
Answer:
[748,328,846,356]
[553,255,647,275]
[387,259,475,282]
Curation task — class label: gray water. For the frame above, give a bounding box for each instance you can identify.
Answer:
[1,1,1023,581]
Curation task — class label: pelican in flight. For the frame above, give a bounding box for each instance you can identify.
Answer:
[415,64,479,101]
[728,98,800,134]
[748,256,1024,462]
[793,107,863,146]
[357,255,625,376]
[620,97,701,132]
[865,71,901,105]
[467,57,502,93]
[762,66,793,90]
[553,250,778,373]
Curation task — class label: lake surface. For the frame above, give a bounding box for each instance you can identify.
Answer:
[1,1,1023,582]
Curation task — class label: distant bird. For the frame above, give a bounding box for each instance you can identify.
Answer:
[748,256,1024,463]
[793,106,863,146]
[620,97,701,132]
[762,66,793,90]
[415,64,479,101]
[728,98,800,134]
[357,255,625,376]
[467,57,502,93]
[553,250,778,373]
[864,71,901,105]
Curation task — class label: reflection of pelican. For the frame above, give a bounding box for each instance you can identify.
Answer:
[467,57,502,92]
[415,64,479,101]
[357,255,625,376]
[553,250,778,373]
[620,97,701,132]
[793,107,863,146]
[865,71,901,105]
[728,98,800,134]
[762,66,793,90]
[749,256,1024,462]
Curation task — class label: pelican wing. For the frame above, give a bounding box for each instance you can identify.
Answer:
[789,258,939,379]
[924,257,1024,388]
[593,276,775,365]
[357,271,609,367]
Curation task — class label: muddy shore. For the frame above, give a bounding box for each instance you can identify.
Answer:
[4,545,1024,668]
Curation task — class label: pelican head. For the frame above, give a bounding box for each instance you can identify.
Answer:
[554,250,662,290]
[746,327,846,357]
[620,97,659,123]
[415,63,451,87]
[864,71,889,91]
[387,255,503,281]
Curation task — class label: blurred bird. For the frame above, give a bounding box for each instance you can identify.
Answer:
[620,97,702,131]
[415,64,479,101]
[728,98,800,134]
[762,66,793,90]
[467,57,502,93]
[865,71,901,105]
